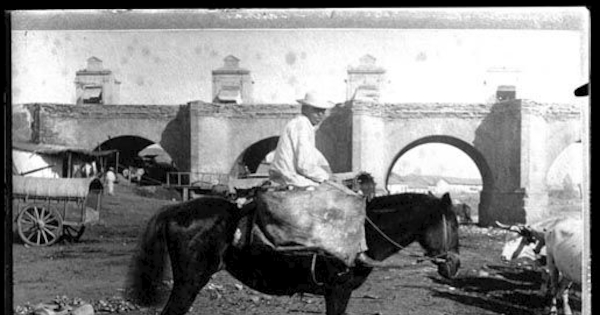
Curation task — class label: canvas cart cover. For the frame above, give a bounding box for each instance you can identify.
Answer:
[12,176,103,199]
[254,181,366,266]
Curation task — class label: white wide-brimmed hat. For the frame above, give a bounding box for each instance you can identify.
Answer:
[297,92,335,109]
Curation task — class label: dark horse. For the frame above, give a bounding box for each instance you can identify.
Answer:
[127,190,460,315]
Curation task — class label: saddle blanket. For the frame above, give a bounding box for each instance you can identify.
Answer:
[235,181,366,267]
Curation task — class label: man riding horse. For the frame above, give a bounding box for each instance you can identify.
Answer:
[266,91,383,268]
[127,92,462,315]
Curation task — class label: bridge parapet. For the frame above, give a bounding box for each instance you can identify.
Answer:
[23,103,185,119]
[350,101,492,119]
[518,100,581,121]
[189,101,300,119]
[349,100,580,121]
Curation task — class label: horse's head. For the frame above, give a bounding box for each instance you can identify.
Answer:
[421,192,461,279]
[366,192,460,278]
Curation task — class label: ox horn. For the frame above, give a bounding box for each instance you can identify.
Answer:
[495,221,523,234]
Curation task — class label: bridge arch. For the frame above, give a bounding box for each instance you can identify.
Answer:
[229,136,279,178]
[384,135,494,221]
[94,135,178,183]
[545,141,583,199]
[94,135,153,169]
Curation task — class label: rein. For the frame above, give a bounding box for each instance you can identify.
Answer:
[365,213,451,262]
[365,215,406,251]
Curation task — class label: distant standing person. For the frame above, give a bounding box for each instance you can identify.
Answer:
[135,168,145,184]
[83,162,93,178]
[105,167,116,195]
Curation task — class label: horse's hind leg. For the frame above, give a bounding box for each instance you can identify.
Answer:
[160,237,226,315]
[160,250,222,315]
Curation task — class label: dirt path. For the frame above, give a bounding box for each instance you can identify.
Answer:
[11,183,582,315]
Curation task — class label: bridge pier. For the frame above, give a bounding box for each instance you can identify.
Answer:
[480,189,549,226]
[522,190,550,223]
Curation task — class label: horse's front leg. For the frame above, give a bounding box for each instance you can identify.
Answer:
[324,287,353,315]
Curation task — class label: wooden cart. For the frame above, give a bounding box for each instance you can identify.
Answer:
[12,176,104,247]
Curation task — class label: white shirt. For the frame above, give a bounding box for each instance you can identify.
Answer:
[105,170,116,183]
[269,115,331,187]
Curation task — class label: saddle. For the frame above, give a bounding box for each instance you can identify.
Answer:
[234,181,366,267]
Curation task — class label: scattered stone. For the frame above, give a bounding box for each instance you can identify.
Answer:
[478,270,490,277]
[71,304,94,315]
[33,303,59,311]
[32,308,54,315]
[206,282,224,291]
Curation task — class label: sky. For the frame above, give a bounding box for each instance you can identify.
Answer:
[10,9,588,105]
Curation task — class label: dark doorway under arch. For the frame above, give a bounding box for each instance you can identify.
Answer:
[94,136,177,185]
[94,136,153,170]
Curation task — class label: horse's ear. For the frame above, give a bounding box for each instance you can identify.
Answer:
[441,193,452,207]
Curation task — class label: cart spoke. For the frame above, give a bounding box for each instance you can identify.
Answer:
[24,210,37,222]
[44,213,58,224]
[39,207,46,221]
[43,223,58,234]
[41,229,49,244]
[32,207,41,220]
[45,222,60,229]
[25,228,38,240]
[22,224,36,235]
[21,215,36,225]
[36,230,41,245]
[42,209,54,221]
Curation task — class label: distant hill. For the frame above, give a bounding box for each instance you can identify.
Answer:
[388,173,482,186]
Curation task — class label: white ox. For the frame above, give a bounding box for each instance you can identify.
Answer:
[497,216,582,315]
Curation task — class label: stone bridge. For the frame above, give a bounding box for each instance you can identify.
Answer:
[13,100,581,225]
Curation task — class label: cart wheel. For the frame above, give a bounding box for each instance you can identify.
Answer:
[17,205,63,247]
[63,225,86,242]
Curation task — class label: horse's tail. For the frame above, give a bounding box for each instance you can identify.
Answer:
[126,211,169,306]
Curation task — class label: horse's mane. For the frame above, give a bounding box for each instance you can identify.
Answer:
[366,192,456,226]
[367,193,437,211]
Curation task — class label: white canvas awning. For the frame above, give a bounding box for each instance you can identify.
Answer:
[12,176,103,199]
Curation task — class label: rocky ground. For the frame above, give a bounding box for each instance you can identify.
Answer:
[11,182,583,315]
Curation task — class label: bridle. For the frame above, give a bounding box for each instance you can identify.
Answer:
[365,212,452,264]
